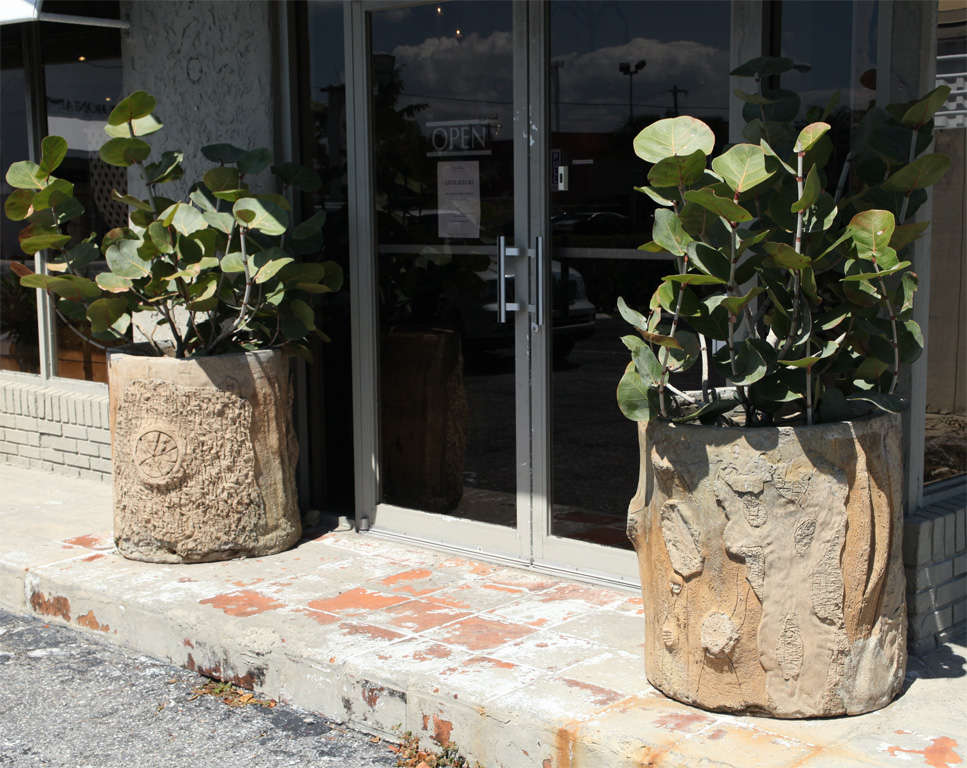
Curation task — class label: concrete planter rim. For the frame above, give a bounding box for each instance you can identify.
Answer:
[642,409,898,438]
[106,345,284,363]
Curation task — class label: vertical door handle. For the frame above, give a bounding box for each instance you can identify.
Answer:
[497,235,507,324]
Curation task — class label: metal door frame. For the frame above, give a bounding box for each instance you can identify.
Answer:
[344,0,532,562]
[345,0,767,587]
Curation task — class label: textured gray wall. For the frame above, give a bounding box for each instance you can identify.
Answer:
[120,0,276,199]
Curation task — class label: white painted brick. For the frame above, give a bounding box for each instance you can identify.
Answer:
[84,397,95,425]
[63,453,90,469]
[34,391,45,419]
[99,443,112,459]
[17,444,40,460]
[89,429,111,446]
[4,428,30,445]
[98,401,109,427]
[14,415,38,432]
[49,393,60,422]
[1,454,29,469]
[40,447,65,464]
[0,440,18,455]
[62,423,88,440]
[61,395,71,422]
[77,441,100,457]
[40,434,77,453]
[90,457,113,474]
[38,420,62,437]
[0,413,15,428]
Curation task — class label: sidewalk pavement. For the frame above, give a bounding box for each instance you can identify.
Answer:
[1,465,965,768]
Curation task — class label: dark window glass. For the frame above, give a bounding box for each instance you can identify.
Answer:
[372,1,518,526]
[1,25,40,375]
[304,1,353,511]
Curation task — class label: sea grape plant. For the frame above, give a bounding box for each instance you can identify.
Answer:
[4,90,342,359]
[617,57,951,426]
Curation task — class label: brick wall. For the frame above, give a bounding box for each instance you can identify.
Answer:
[0,375,111,482]
[905,491,967,653]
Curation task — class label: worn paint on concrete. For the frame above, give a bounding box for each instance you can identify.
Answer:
[4,463,967,768]
[887,737,962,768]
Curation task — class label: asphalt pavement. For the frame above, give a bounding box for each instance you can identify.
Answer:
[0,610,396,768]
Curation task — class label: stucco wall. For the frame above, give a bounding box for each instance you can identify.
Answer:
[120,0,276,199]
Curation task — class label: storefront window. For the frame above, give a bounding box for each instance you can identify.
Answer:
[925,1,966,484]
[548,0,732,548]
[1,25,40,375]
[42,21,125,382]
[304,1,353,510]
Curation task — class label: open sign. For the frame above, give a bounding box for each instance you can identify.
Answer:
[426,119,497,157]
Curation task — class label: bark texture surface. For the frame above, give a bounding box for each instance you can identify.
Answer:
[628,414,907,717]
[109,349,300,563]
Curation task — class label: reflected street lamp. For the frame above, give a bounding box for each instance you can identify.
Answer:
[618,59,646,125]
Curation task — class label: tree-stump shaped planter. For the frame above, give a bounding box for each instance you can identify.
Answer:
[628,413,906,717]
[108,349,301,563]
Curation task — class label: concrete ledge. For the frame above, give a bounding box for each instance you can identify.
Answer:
[1,466,966,768]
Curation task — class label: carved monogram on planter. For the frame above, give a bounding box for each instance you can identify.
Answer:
[114,378,265,556]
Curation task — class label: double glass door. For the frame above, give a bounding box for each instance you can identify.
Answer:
[348,0,734,585]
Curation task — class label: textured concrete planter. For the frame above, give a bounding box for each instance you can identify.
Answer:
[628,413,907,717]
[108,349,301,563]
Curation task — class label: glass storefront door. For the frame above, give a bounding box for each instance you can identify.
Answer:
[350,0,536,561]
[348,0,744,584]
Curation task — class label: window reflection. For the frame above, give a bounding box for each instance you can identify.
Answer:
[42,21,125,382]
[549,1,732,549]
[1,26,40,375]
[372,2,518,526]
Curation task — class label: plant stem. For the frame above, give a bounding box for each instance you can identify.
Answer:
[833,151,854,204]
[793,149,810,419]
[697,331,711,402]
[657,253,688,418]
[726,218,749,413]
[872,259,902,394]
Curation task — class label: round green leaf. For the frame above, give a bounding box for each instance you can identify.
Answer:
[790,165,820,213]
[232,197,288,236]
[651,208,692,256]
[6,161,44,190]
[238,148,272,176]
[19,232,71,254]
[793,122,831,153]
[204,166,241,193]
[4,189,34,221]
[272,162,322,192]
[616,362,658,422]
[633,117,714,164]
[86,298,128,333]
[901,85,951,127]
[882,154,950,193]
[105,238,150,279]
[39,136,68,175]
[662,273,727,285]
[711,144,774,194]
[202,143,246,164]
[99,138,151,168]
[760,138,796,175]
[634,186,675,207]
[108,91,157,126]
[647,149,707,188]
[848,210,895,256]
[104,114,163,138]
[764,241,810,270]
[95,272,133,293]
[683,188,752,222]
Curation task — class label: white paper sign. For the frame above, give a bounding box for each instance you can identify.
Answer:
[437,161,480,239]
